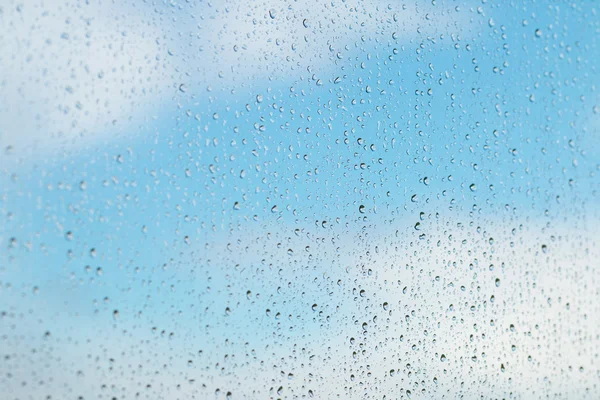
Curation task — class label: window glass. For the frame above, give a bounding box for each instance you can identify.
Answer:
[1,0,598,398]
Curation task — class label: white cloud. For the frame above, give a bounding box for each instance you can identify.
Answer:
[0,1,170,158]
[2,210,598,398]
[0,0,476,161]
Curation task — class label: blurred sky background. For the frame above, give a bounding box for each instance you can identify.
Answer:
[1,0,599,398]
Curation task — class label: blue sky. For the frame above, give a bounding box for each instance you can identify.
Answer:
[1,0,599,399]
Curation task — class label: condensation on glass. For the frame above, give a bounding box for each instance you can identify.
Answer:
[0,1,599,399]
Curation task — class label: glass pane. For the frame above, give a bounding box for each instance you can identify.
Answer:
[1,0,598,398]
